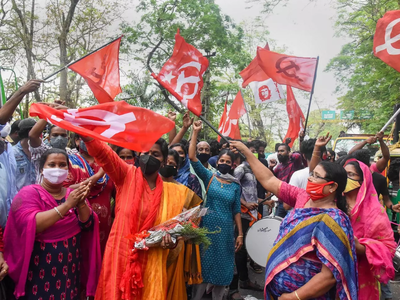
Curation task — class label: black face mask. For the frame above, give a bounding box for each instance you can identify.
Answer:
[159,165,178,178]
[197,153,210,164]
[278,154,289,163]
[178,156,185,167]
[139,154,161,175]
[258,153,265,159]
[217,163,232,175]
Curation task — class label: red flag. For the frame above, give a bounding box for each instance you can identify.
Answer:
[217,93,243,142]
[68,37,122,103]
[152,30,209,116]
[257,47,317,92]
[283,86,305,148]
[29,101,174,152]
[229,91,247,119]
[374,10,400,72]
[240,44,270,88]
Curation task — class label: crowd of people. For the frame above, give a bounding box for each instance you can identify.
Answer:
[0,80,399,300]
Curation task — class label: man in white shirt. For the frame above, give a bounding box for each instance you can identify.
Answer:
[289,139,325,189]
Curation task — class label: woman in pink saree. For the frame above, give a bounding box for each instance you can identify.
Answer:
[4,148,101,299]
[343,158,396,299]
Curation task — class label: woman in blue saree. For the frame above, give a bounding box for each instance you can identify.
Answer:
[231,141,358,300]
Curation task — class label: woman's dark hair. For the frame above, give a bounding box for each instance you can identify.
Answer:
[217,149,236,164]
[346,161,364,182]
[169,143,187,157]
[318,161,348,214]
[327,149,336,161]
[116,147,135,157]
[168,149,180,168]
[39,148,69,172]
[155,138,169,162]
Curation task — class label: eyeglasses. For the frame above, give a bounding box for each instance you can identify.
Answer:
[309,172,331,182]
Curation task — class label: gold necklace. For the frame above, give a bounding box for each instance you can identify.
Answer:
[221,182,224,188]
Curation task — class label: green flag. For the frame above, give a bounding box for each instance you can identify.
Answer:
[0,70,6,107]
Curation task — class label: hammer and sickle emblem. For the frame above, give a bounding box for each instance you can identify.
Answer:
[376,18,400,55]
[275,57,303,81]
[218,117,238,136]
[174,61,202,108]
[88,54,108,85]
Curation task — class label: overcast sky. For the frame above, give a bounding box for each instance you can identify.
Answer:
[215,0,351,112]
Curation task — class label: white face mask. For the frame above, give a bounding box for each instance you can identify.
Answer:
[42,168,68,184]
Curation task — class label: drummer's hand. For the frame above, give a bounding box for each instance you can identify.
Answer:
[160,234,176,250]
[264,200,275,208]
[235,236,243,252]
[245,202,258,210]
[392,203,400,213]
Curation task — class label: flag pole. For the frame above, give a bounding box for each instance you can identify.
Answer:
[303,56,319,132]
[42,36,123,81]
[240,89,252,139]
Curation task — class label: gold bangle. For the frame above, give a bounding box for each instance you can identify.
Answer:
[295,291,301,300]
[237,235,243,238]
[312,154,321,158]
[54,207,64,219]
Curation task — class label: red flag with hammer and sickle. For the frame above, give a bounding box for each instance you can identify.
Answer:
[29,101,175,152]
[68,37,122,103]
[217,92,245,141]
[151,30,209,116]
[257,47,317,92]
[283,86,305,148]
[374,10,400,72]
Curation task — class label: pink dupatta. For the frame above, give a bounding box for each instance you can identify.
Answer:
[346,160,396,299]
[4,184,101,299]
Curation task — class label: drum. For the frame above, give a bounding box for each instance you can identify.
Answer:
[245,216,282,266]
[393,244,400,272]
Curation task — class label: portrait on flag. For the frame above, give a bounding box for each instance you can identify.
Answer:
[249,78,284,104]
[152,30,209,116]
[374,10,400,72]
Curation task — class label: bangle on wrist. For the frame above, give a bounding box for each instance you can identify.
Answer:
[54,207,64,219]
[237,235,243,238]
[294,291,301,300]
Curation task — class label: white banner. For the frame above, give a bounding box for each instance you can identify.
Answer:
[250,78,284,104]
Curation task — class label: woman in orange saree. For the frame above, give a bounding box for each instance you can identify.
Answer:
[83,136,199,300]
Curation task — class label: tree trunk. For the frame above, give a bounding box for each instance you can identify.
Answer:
[58,0,80,107]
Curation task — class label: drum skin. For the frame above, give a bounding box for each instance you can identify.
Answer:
[245,216,282,266]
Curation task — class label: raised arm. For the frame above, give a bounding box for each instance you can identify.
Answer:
[230,140,281,196]
[0,80,42,124]
[309,133,332,172]
[348,136,376,155]
[170,111,193,145]
[189,120,201,162]
[375,131,390,172]
[81,136,129,187]
[29,119,47,148]
[167,111,177,143]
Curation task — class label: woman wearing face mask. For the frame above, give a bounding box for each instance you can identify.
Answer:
[80,136,202,300]
[230,140,358,300]
[310,136,396,300]
[64,134,115,257]
[170,143,202,199]
[116,147,136,165]
[189,121,243,300]
[4,148,101,299]
[342,158,396,300]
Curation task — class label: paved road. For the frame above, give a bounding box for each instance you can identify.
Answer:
[202,266,400,299]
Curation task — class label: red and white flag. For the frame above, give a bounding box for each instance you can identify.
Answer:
[283,86,305,148]
[152,30,209,116]
[240,43,270,88]
[257,47,317,92]
[29,101,175,152]
[68,37,122,103]
[217,92,246,141]
[250,78,284,104]
[374,10,400,72]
